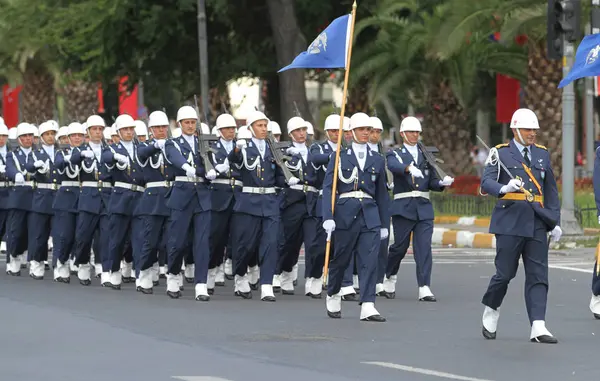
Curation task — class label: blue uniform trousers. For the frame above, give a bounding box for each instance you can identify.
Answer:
[231,212,279,285]
[277,202,308,274]
[378,237,389,283]
[208,204,234,270]
[0,209,7,246]
[6,209,28,260]
[138,215,167,273]
[592,265,600,296]
[481,218,549,323]
[166,209,210,283]
[107,214,133,272]
[342,254,355,287]
[327,211,380,303]
[387,216,433,287]
[73,211,109,267]
[51,211,77,266]
[304,216,326,279]
[27,212,51,262]
[130,216,143,275]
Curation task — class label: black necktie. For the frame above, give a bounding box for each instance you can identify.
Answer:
[523,148,531,166]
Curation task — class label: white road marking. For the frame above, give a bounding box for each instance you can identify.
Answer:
[171,377,233,381]
[549,265,593,274]
[362,362,494,381]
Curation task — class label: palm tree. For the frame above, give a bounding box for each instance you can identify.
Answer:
[352,0,527,175]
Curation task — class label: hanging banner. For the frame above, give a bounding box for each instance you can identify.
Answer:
[118,76,138,118]
[2,84,22,128]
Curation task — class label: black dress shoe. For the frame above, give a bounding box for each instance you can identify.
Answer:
[70,270,77,275]
[44,263,50,270]
[327,310,341,319]
[153,280,160,287]
[377,291,395,299]
[136,286,153,294]
[293,279,298,287]
[29,274,43,280]
[167,290,181,299]
[111,284,121,290]
[195,294,210,302]
[159,273,167,279]
[21,264,28,270]
[208,288,214,295]
[273,286,281,293]
[594,313,600,320]
[185,277,194,284]
[225,274,234,280]
[531,335,558,344]
[7,270,21,276]
[261,296,276,302]
[482,326,496,340]
[250,282,259,291]
[79,279,92,286]
[215,281,225,287]
[308,292,322,299]
[54,277,70,284]
[95,273,101,279]
[122,277,132,284]
[282,289,294,295]
[419,295,437,302]
[342,294,359,302]
[361,314,386,322]
[235,291,252,299]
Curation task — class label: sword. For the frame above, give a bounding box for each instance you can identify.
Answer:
[476,135,535,203]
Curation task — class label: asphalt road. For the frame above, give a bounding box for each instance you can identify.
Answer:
[1,248,598,381]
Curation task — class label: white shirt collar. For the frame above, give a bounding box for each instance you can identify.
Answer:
[182,134,195,152]
[327,140,338,151]
[21,146,32,155]
[367,142,378,152]
[512,138,530,154]
[352,142,367,170]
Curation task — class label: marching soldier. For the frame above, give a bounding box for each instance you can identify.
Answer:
[101,114,145,289]
[206,113,241,293]
[5,123,37,275]
[57,126,69,145]
[0,123,9,254]
[163,106,213,301]
[26,121,60,279]
[228,110,298,301]
[383,116,453,301]
[480,108,562,343]
[69,115,112,285]
[135,120,148,142]
[134,110,171,294]
[591,143,600,319]
[322,112,390,322]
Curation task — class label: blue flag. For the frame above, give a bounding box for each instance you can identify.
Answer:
[558,33,600,88]
[278,14,352,73]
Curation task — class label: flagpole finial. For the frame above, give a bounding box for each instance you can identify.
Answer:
[353,0,357,9]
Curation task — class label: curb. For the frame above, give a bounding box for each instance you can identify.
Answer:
[431,227,496,249]
[434,215,491,227]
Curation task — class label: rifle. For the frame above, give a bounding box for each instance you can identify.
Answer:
[194,95,218,172]
[266,131,297,182]
[417,141,449,179]
[162,107,173,139]
[378,142,393,187]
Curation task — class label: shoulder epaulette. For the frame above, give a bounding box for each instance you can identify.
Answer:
[534,143,547,150]
[495,143,509,149]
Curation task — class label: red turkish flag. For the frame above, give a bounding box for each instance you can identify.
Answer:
[496,74,520,123]
[118,76,138,118]
[2,84,22,128]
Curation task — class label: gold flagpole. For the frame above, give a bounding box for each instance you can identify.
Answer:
[323,0,358,285]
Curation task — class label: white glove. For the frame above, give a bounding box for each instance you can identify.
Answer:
[14,173,24,184]
[236,140,247,150]
[598,216,600,225]
[81,150,94,159]
[286,147,301,155]
[550,225,562,242]
[439,176,454,187]
[0,164,6,173]
[205,169,217,181]
[34,160,45,169]
[154,139,166,150]
[113,153,129,165]
[323,219,336,240]
[380,228,389,240]
[182,163,196,178]
[408,163,424,178]
[215,162,230,174]
[499,179,523,194]
[64,154,72,162]
[287,176,300,186]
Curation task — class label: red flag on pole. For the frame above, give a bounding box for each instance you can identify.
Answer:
[118,77,138,118]
[2,84,22,128]
[496,74,520,123]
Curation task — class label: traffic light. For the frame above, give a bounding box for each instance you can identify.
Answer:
[547,0,581,60]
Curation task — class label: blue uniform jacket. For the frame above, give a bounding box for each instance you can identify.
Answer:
[134,139,171,216]
[322,146,390,230]
[280,150,319,216]
[386,145,444,221]
[70,144,111,215]
[27,145,61,215]
[0,151,11,211]
[101,142,145,216]
[310,140,336,218]
[164,135,210,212]
[208,139,241,212]
[228,140,286,217]
[481,139,560,237]
[5,147,35,211]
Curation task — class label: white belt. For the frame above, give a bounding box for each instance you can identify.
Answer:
[114,181,145,192]
[81,181,112,188]
[211,178,243,187]
[146,181,172,188]
[61,181,80,187]
[290,184,318,193]
[0,183,7,188]
[339,191,372,199]
[15,181,35,187]
[242,186,277,194]
[174,176,204,183]
[36,183,59,190]
[393,191,430,200]
[319,189,323,196]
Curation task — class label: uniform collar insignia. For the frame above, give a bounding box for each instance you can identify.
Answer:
[538,158,543,163]
[347,149,351,155]
[180,138,184,144]
[401,148,406,153]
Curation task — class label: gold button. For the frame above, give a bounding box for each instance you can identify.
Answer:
[416,184,419,188]
[262,168,264,171]
[361,181,364,184]
[261,178,264,180]
[529,188,533,192]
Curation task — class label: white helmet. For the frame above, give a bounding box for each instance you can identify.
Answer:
[216,113,237,129]
[287,116,308,134]
[177,105,197,122]
[134,120,148,136]
[111,124,118,136]
[211,126,219,137]
[400,116,422,132]
[510,108,539,129]
[82,122,88,130]
[343,116,351,131]
[0,123,8,136]
[246,110,269,128]
[268,121,281,135]
[199,122,210,135]
[8,127,17,140]
[17,123,34,137]
[350,113,372,130]
[306,121,314,135]
[46,120,59,130]
[0,116,3,125]
[67,122,85,135]
[324,115,341,131]
[103,128,112,141]
[86,115,106,128]
[57,126,69,139]
[237,125,252,140]
[148,111,169,127]
[32,125,40,137]
[115,114,136,130]
[39,121,58,136]
[370,117,383,131]
[172,127,182,138]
